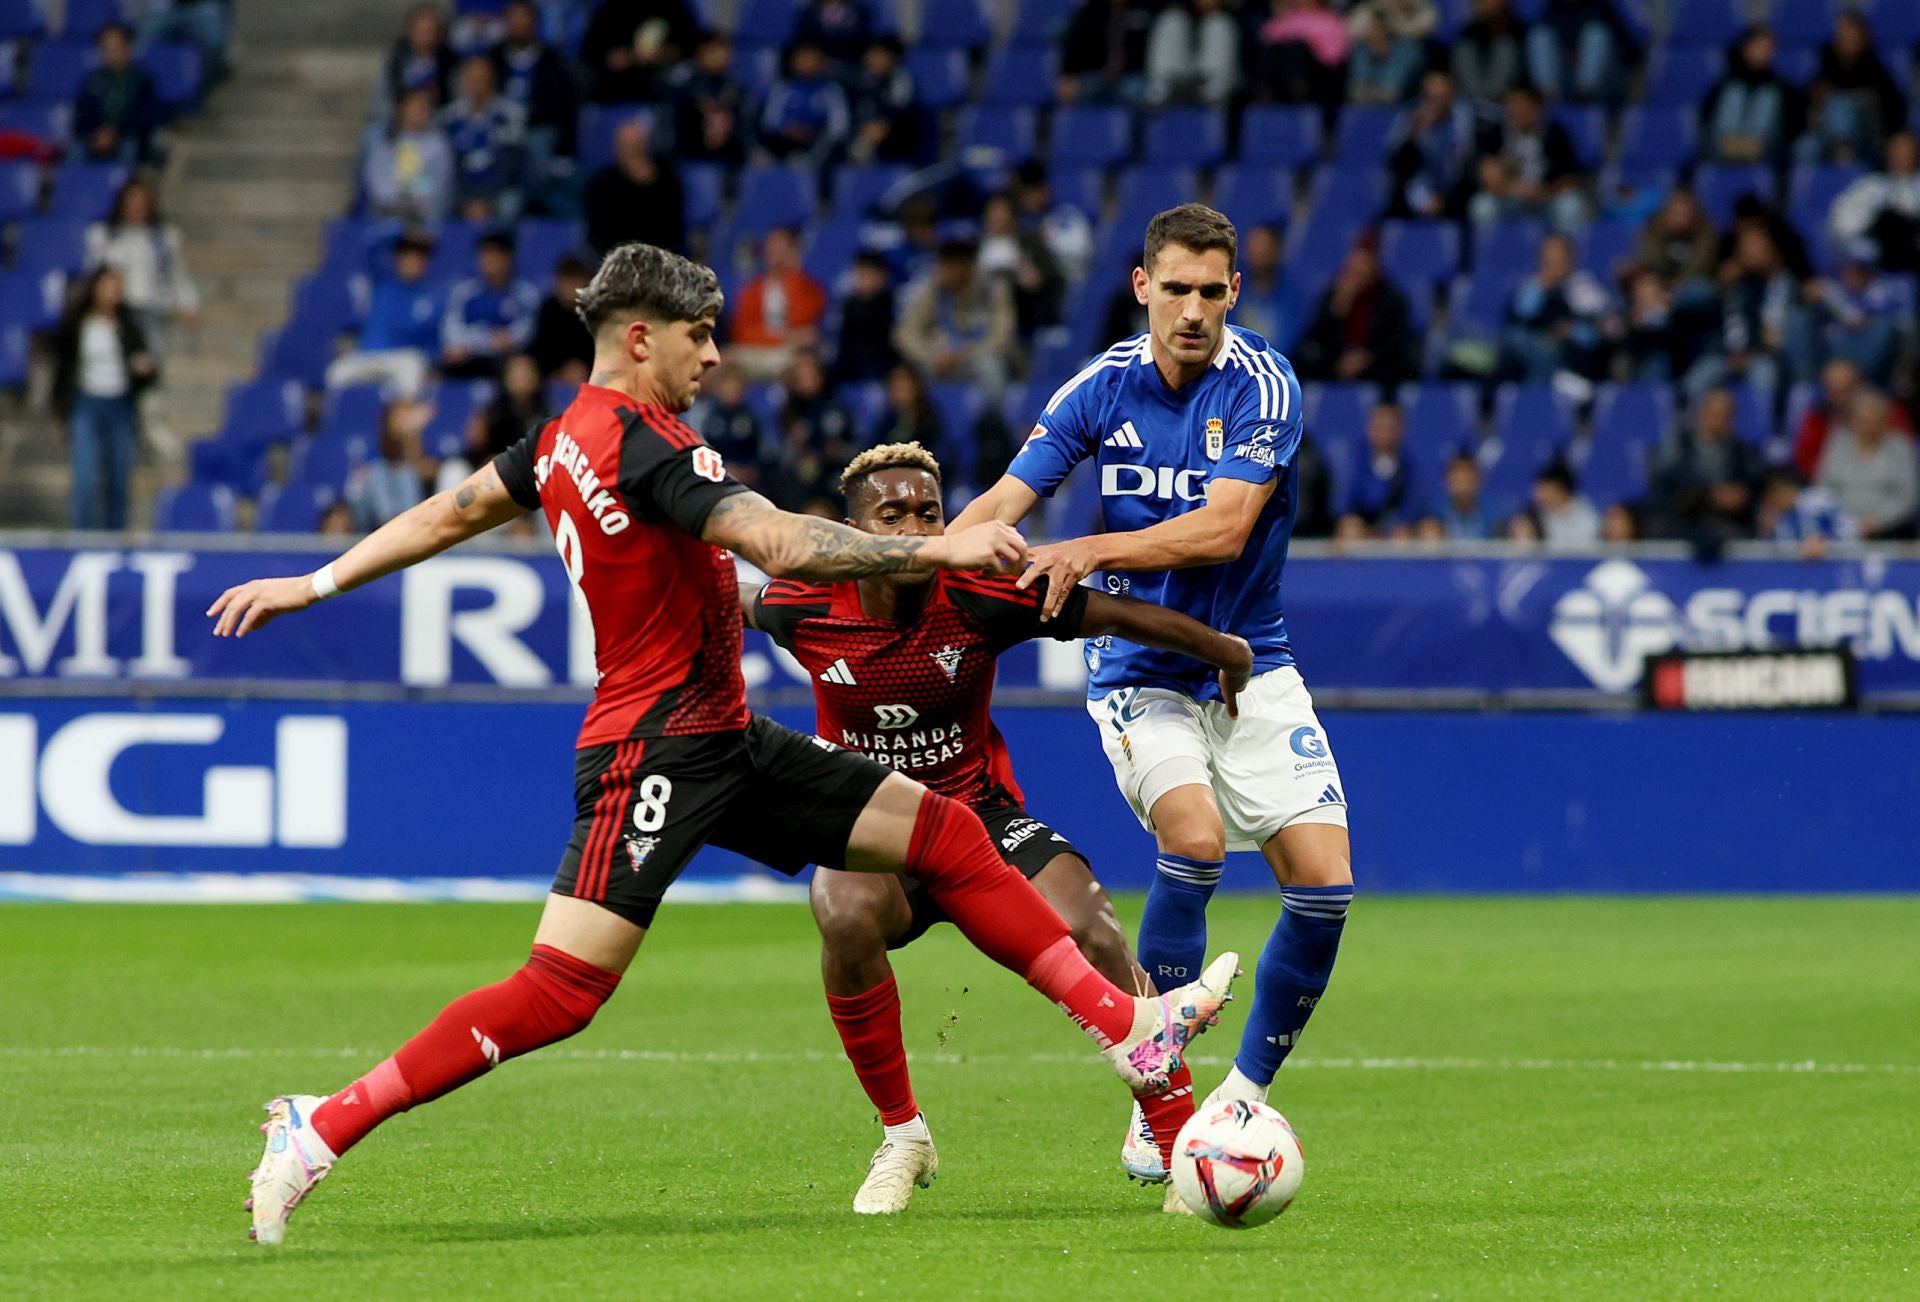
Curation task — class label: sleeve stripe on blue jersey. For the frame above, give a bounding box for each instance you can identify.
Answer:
[1043,337,1149,416]
[1250,347,1292,422]
[1226,334,1280,422]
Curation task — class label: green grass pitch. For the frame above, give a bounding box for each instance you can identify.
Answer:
[2,896,1917,1299]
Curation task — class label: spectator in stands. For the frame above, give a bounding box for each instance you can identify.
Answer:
[1345,0,1435,107]
[1700,25,1798,166]
[1531,461,1601,548]
[1804,242,1907,387]
[1632,187,1719,294]
[794,0,877,72]
[846,37,924,164]
[140,0,231,86]
[51,268,157,531]
[327,232,443,398]
[384,4,456,110]
[831,252,900,384]
[1649,387,1766,544]
[1297,233,1418,384]
[895,236,1017,399]
[491,0,580,184]
[365,88,456,224]
[698,365,766,487]
[1601,502,1639,543]
[86,179,200,350]
[1232,223,1303,352]
[439,56,528,220]
[1695,220,1798,396]
[1431,452,1496,539]
[1057,0,1153,105]
[874,362,945,453]
[1526,0,1636,104]
[441,230,540,379]
[1499,233,1613,385]
[317,499,357,536]
[1338,402,1422,538]
[1388,69,1479,220]
[778,349,859,461]
[670,31,748,165]
[584,119,685,256]
[74,24,161,163]
[1469,85,1586,233]
[1802,10,1906,167]
[437,353,546,493]
[1816,388,1919,539]
[1013,160,1095,284]
[1450,0,1526,105]
[1759,467,1855,558]
[529,256,593,383]
[1291,435,1336,537]
[728,228,829,381]
[1828,132,1920,273]
[1791,357,1914,480]
[1250,0,1349,110]
[1621,267,1686,381]
[1148,0,1242,108]
[760,40,851,164]
[348,400,434,531]
[580,0,705,104]
[978,193,1065,342]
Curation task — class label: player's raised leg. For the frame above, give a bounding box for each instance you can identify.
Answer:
[247,894,640,1245]
[842,772,1238,1095]
[810,869,938,1214]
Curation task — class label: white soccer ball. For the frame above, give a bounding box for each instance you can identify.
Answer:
[1171,1099,1304,1229]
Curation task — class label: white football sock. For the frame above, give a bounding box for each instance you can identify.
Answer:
[883,1114,931,1144]
[1214,1065,1269,1105]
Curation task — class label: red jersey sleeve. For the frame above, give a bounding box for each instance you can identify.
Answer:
[752,579,833,649]
[491,424,545,511]
[617,404,750,536]
[942,572,1089,652]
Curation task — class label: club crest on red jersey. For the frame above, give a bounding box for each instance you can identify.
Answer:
[625,835,659,871]
[931,645,964,681]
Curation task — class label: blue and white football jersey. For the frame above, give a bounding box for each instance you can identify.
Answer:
[1007,325,1303,702]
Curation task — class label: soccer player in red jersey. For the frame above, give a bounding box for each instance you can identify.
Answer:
[208,244,1239,1246]
[743,441,1253,1213]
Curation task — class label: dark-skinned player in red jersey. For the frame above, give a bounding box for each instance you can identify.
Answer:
[742,441,1254,1214]
[207,243,1239,1246]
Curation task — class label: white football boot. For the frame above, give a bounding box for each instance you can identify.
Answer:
[852,1116,939,1214]
[246,1094,336,1244]
[1121,1100,1169,1184]
[1100,952,1239,1095]
[1162,1183,1195,1216]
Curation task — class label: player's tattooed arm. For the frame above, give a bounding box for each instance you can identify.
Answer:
[703,492,1029,580]
[1080,591,1256,718]
[208,463,526,637]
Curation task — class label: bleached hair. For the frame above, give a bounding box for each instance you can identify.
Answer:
[839,441,943,498]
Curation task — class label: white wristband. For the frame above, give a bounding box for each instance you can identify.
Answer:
[310,562,340,600]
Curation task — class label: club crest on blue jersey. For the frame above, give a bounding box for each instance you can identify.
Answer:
[1206,416,1224,460]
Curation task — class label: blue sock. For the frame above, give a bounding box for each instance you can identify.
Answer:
[1236,884,1353,1086]
[1135,853,1223,992]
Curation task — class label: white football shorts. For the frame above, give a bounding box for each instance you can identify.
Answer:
[1086,667,1349,852]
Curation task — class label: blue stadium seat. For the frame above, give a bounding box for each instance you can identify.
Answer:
[1493,383,1575,448]
[0,324,28,388]
[153,484,238,532]
[0,267,66,330]
[917,0,990,50]
[1143,107,1227,167]
[0,161,38,222]
[1380,220,1463,293]
[1641,43,1723,107]
[731,0,800,49]
[682,162,724,229]
[1774,42,1819,88]
[1787,163,1864,245]
[1049,104,1133,168]
[1448,268,1517,341]
[146,41,203,115]
[1590,380,1673,469]
[840,380,888,442]
[47,161,126,220]
[516,218,586,283]
[1478,429,1560,516]
[1238,104,1322,169]
[1618,106,1699,171]
[734,163,818,235]
[1401,382,1478,455]
[291,437,364,493]
[731,46,779,100]
[803,217,862,287]
[1212,164,1293,230]
[1046,165,1103,221]
[1331,106,1398,167]
[956,105,1036,159]
[1728,383,1774,446]
[0,0,48,39]
[831,164,908,222]
[289,272,364,344]
[981,45,1056,108]
[26,40,91,103]
[1578,216,1639,282]
[1768,0,1834,46]
[1474,217,1546,280]
[1668,0,1744,47]
[60,0,124,38]
[1115,166,1197,234]
[577,102,654,172]
[1288,168,1385,272]
[221,377,305,446]
[1010,0,1075,46]
[1695,162,1778,227]
[261,325,336,391]
[1552,106,1607,171]
[905,48,969,111]
[423,381,484,457]
[0,101,70,149]
[1305,383,1373,444]
[1577,429,1655,509]
[257,480,342,534]
[1866,0,1920,45]
[426,219,483,281]
[14,217,89,275]
[319,384,385,440]
[547,378,580,411]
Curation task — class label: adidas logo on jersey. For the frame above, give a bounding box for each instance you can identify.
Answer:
[820,659,857,685]
[1104,421,1144,449]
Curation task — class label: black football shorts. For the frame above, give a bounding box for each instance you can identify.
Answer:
[889,802,1087,950]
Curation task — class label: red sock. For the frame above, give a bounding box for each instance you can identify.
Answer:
[310,944,620,1156]
[904,792,1134,1046]
[825,975,919,1126]
[1140,1062,1196,1168]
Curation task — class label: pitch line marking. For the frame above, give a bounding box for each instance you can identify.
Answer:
[2,1046,1917,1076]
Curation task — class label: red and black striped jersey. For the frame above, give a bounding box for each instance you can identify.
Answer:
[752,571,1089,809]
[495,383,752,748]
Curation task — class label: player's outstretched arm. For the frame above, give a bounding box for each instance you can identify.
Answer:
[703,491,1028,580]
[208,463,526,637]
[948,474,1042,533]
[736,581,762,628]
[1018,477,1278,619]
[1080,591,1255,718]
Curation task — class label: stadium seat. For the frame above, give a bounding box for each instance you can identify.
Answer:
[1641,44,1722,107]
[153,484,238,532]
[1115,166,1197,235]
[917,0,990,50]
[731,0,800,49]
[25,40,91,103]
[1576,431,1655,509]
[1773,42,1818,89]
[0,101,70,149]
[1380,220,1463,293]
[731,46,779,101]
[1492,383,1575,448]
[1478,427,1561,515]
[1591,381,1675,451]
[1046,165,1103,221]
[290,271,365,342]
[1667,0,1744,47]
[1143,107,1227,168]
[13,217,89,275]
[1401,382,1478,454]
[1212,164,1293,231]
[1237,104,1323,169]
[221,377,306,447]
[0,267,67,330]
[146,41,204,116]
[292,436,364,492]
[1578,217,1640,282]
[59,0,125,39]
[47,161,127,221]
[1552,106,1607,171]
[1474,217,1546,280]
[423,382,484,458]
[1010,0,1074,47]
[981,45,1056,107]
[1049,104,1133,168]
[577,102,654,172]
[1330,106,1398,168]
[904,49,969,111]
[319,384,385,440]
[1865,0,1920,45]
[0,161,38,222]
[426,219,483,282]
[956,105,1036,159]
[1305,383,1374,444]
[257,480,342,534]
[841,380,888,441]
[1618,106,1699,171]
[1695,163,1778,227]
[1729,383,1774,446]
[516,218,586,283]
[733,164,818,235]
[831,164,908,222]
[0,0,48,39]
[0,324,28,388]
[682,162,724,229]
[1767,0,1834,46]
[1288,168,1386,270]
[1448,268,1518,342]
[802,217,861,288]
[261,325,337,391]
[1787,164,1864,246]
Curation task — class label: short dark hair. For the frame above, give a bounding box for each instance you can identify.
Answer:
[479,230,516,255]
[1143,203,1238,276]
[575,242,725,335]
[1536,461,1577,494]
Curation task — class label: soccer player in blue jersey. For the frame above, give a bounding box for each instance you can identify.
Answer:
[954,204,1353,1208]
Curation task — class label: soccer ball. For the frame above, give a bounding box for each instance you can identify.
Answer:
[1171,1099,1304,1229]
